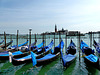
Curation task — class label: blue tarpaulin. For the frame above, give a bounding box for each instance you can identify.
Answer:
[8,41,28,49]
[0,51,23,56]
[80,41,89,50]
[85,54,98,62]
[31,51,37,66]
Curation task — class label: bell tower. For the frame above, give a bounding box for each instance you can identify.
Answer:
[55,24,57,32]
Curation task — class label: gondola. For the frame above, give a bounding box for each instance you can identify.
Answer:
[11,40,54,66]
[0,41,45,60]
[60,40,76,68]
[0,40,4,45]
[80,40,100,70]
[93,40,100,55]
[31,41,45,52]
[8,40,29,50]
[0,41,36,55]
[18,40,37,51]
[31,40,64,66]
[0,40,13,49]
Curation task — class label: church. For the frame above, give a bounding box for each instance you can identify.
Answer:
[43,24,79,36]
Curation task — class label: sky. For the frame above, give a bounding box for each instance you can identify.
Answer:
[0,0,100,34]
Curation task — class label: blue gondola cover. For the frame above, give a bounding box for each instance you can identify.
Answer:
[8,41,28,49]
[31,51,37,66]
[85,54,98,62]
[80,41,89,50]
[0,51,23,56]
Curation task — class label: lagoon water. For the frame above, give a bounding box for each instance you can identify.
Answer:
[0,34,100,75]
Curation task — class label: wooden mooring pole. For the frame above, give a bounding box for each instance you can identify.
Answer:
[16,30,19,50]
[54,33,55,48]
[43,33,44,47]
[78,32,81,62]
[99,32,100,68]
[65,32,67,51]
[27,34,28,45]
[35,34,36,42]
[29,29,32,50]
[4,31,6,50]
[45,34,46,46]
[43,33,45,54]
[35,34,37,46]
[59,32,61,44]
[10,34,12,46]
[59,32,61,60]
[93,32,94,42]
[99,32,100,43]
[90,31,92,48]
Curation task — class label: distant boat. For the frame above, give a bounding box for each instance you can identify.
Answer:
[80,40,100,70]
[0,40,4,45]
[0,40,13,49]
[11,40,54,66]
[61,40,77,68]
[93,40,100,55]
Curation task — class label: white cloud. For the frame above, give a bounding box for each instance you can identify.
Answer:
[0,0,100,34]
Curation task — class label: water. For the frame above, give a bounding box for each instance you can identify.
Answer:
[0,34,100,75]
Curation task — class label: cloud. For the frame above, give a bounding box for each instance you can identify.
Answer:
[0,0,100,34]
